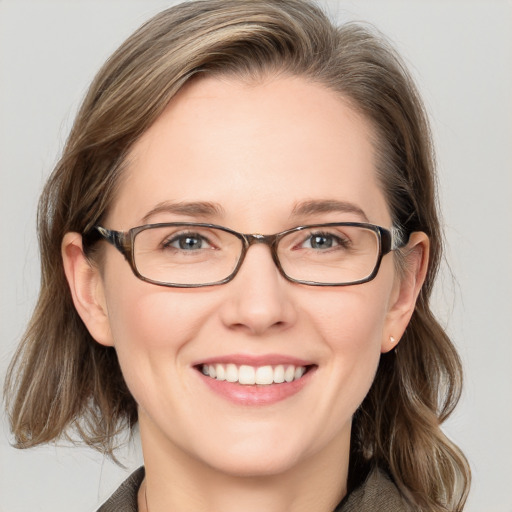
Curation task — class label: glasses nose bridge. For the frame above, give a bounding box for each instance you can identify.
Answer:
[244,232,278,248]
[239,232,282,271]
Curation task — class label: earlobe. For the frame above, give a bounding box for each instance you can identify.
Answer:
[381,231,429,354]
[61,232,114,347]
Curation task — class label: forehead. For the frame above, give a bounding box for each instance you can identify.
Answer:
[109,75,390,230]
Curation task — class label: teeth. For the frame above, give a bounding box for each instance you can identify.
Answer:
[216,364,226,381]
[274,365,285,383]
[239,365,255,385]
[294,366,305,379]
[226,364,238,383]
[284,365,295,382]
[255,365,274,385]
[200,363,308,385]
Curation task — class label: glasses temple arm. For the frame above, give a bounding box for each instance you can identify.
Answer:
[82,226,129,256]
[391,225,410,250]
[380,225,408,254]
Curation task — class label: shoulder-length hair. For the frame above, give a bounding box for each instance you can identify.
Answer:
[4,1,470,510]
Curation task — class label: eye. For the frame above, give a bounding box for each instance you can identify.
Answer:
[302,232,347,250]
[164,232,212,251]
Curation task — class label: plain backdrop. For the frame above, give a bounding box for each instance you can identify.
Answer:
[1,1,511,511]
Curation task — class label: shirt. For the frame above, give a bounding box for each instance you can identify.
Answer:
[97,466,411,511]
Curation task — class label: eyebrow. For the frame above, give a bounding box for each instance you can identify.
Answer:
[141,199,369,224]
[290,199,370,222]
[141,201,225,223]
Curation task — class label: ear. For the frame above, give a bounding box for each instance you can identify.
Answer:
[381,231,429,353]
[61,232,114,347]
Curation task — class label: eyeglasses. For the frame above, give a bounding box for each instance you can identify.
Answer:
[83,222,406,288]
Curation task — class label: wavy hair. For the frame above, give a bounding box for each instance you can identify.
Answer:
[4,1,470,509]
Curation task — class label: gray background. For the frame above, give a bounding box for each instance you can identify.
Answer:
[1,1,511,510]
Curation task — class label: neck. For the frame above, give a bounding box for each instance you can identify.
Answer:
[137,411,350,512]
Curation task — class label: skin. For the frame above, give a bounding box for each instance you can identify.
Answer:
[62,75,428,512]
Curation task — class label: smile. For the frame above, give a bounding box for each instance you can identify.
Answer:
[194,355,316,405]
[200,363,307,385]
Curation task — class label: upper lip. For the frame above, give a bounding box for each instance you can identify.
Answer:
[192,354,315,367]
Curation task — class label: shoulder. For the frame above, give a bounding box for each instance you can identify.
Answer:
[96,467,145,512]
[336,467,413,512]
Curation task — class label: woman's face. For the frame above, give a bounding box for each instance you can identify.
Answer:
[73,75,418,477]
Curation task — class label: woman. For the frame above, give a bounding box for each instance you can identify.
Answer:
[4,0,470,510]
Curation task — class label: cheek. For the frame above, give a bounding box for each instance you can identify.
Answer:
[304,277,392,402]
[308,281,391,351]
[101,272,215,392]
[105,285,216,352]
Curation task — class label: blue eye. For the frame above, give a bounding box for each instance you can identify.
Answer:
[309,234,334,249]
[165,233,210,251]
[303,232,345,250]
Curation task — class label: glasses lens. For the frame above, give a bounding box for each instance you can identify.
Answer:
[133,225,243,285]
[277,225,380,284]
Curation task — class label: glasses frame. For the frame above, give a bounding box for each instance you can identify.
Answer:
[83,222,406,288]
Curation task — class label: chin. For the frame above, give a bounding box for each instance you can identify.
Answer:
[192,430,317,478]
[206,451,304,479]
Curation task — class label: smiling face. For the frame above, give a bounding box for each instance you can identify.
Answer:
[64,75,422,482]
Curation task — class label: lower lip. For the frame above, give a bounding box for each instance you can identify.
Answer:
[197,368,315,406]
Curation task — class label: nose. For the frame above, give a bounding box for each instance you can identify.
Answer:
[218,244,298,336]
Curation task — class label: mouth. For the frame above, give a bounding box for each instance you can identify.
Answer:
[193,356,317,405]
[197,363,315,386]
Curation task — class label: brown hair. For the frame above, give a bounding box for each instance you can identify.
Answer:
[4,1,470,509]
